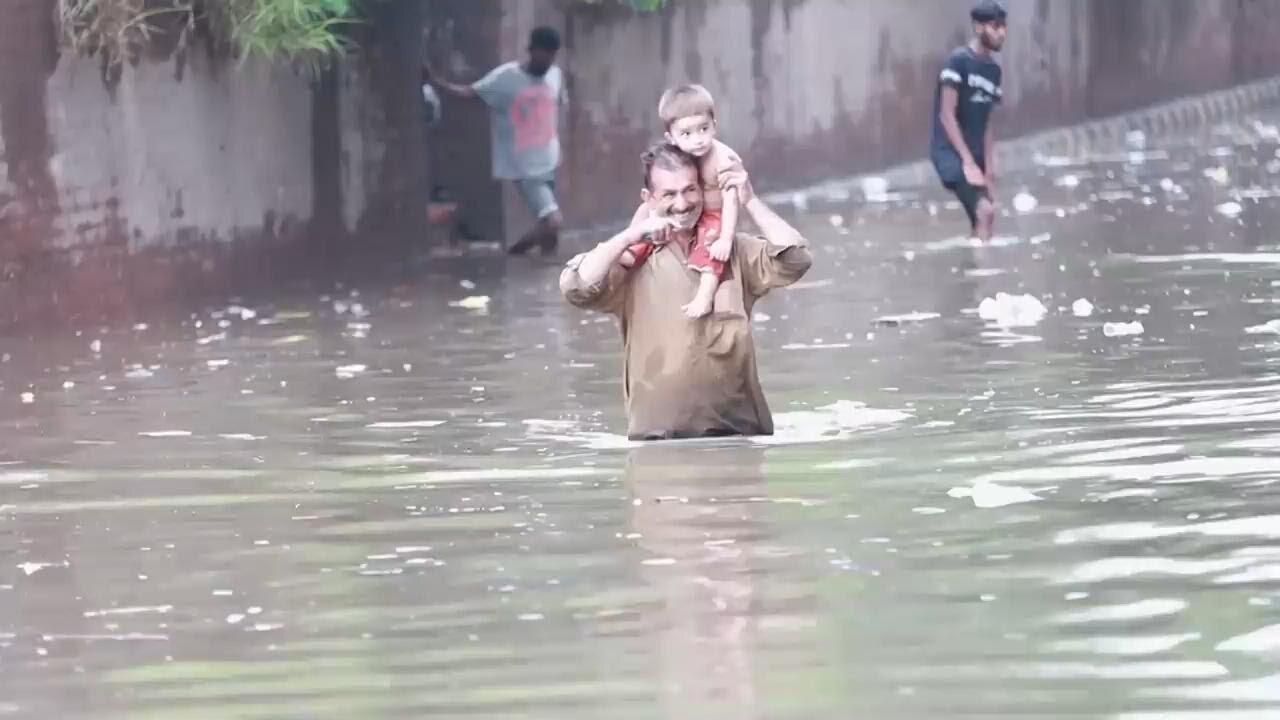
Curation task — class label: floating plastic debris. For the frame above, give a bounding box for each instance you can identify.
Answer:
[335,364,367,378]
[90,339,102,354]
[829,214,846,228]
[1246,320,1280,335]
[1103,321,1146,338]
[1012,192,1039,213]
[1055,175,1081,189]
[460,279,477,290]
[1216,201,1244,218]
[948,481,1040,509]
[19,392,34,404]
[139,430,192,438]
[1072,299,1095,317]
[873,312,942,327]
[978,293,1048,328]
[1203,167,1230,185]
[449,296,491,311]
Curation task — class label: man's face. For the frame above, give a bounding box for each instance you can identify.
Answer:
[527,47,558,77]
[643,164,703,232]
[666,114,716,158]
[977,20,1007,52]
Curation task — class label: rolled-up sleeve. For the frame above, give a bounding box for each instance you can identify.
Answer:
[560,252,629,314]
[738,234,812,298]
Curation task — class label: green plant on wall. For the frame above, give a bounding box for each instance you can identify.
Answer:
[58,0,668,74]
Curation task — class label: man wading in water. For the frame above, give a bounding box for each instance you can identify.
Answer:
[560,142,812,441]
[930,0,1007,243]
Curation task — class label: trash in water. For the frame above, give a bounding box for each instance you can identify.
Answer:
[20,392,34,404]
[948,481,1040,509]
[1203,167,1230,185]
[90,339,102,354]
[1071,299,1095,317]
[861,176,891,202]
[1216,201,1244,218]
[1103,321,1145,338]
[449,296,492,311]
[873,312,942,327]
[335,364,368,378]
[1246,320,1280,335]
[1013,192,1039,213]
[978,293,1048,328]
[1055,175,1080,189]
[829,214,846,228]
[460,279,477,290]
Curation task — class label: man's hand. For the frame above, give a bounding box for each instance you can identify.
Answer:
[631,213,677,246]
[718,163,753,205]
[963,161,986,187]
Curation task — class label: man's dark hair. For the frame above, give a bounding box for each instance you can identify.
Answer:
[530,26,562,52]
[640,142,697,190]
[971,0,1007,23]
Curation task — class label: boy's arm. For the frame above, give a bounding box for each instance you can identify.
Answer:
[707,142,742,260]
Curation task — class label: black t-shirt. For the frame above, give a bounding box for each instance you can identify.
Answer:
[930,47,1002,181]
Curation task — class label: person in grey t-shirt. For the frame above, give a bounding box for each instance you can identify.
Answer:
[424,27,567,256]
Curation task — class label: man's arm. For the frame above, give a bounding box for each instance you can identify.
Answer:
[984,120,996,190]
[939,86,984,186]
[422,64,479,101]
[561,214,673,311]
[719,168,812,296]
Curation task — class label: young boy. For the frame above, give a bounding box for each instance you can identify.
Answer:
[931,0,1007,243]
[624,85,743,319]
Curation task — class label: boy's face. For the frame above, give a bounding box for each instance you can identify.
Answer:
[666,114,717,158]
[976,20,1007,52]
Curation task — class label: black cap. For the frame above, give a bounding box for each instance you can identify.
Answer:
[971,0,1007,22]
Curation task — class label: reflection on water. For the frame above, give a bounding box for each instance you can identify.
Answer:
[6,109,1280,718]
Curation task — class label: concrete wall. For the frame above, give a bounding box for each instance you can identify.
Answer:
[533,0,1280,226]
[5,0,1280,327]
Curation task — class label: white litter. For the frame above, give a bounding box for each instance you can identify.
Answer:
[1216,201,1244,218]
[1071,299,1095,318]
[1013,192,1039,213]
[1103,321,1146,338]
[978,293,1048,328]
[449,296,491,311]
[948,481,1041,509]
[1246,320,1280,335]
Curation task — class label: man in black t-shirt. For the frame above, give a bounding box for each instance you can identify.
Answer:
[930,0,1007,242]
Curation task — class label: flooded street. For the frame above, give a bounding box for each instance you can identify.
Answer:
[8,108,1280,719]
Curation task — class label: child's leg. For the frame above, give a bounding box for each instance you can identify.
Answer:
[683,271,720,319]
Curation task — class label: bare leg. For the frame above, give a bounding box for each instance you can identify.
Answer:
[975,197,995,244]
[683,272,719,319]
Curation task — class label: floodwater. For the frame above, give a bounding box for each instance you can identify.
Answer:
[6,110,1280,720]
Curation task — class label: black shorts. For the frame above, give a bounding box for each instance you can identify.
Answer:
[944,179,992,230]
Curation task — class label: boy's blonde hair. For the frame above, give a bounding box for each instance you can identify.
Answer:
[658,84,716,128]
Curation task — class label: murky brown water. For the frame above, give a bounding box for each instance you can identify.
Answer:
[6,110,1280,719]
